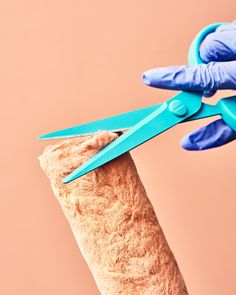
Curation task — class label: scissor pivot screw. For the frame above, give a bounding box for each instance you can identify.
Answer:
[169,100,187,117]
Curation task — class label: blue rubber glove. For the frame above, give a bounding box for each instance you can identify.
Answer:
[142,21,236,150]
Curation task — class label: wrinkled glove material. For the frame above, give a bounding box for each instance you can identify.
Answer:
[142,21,236,150]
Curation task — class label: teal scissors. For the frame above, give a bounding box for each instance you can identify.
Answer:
[38,23,236,183]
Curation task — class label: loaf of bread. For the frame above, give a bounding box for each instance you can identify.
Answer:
[39,131,188,295]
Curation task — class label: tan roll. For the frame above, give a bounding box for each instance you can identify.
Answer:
[39,131,188,295]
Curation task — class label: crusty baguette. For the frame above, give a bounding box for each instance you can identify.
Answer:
[39,131,188,295]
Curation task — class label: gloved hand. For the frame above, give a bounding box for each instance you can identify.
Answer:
[142,21,236,150]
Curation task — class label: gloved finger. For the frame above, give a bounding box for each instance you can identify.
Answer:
[142,60,236,96]
[216,20,236,32]
[180,119,236,151]
[200,21,236,63]
[201,89,216,97]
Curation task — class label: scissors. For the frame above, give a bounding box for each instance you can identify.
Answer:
[38,23,236,183]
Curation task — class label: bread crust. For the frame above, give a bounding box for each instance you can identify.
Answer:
[39,131,188,295]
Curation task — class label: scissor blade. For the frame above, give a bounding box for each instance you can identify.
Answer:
[63,103,177,183]
[38,104,161,140]
[63,91,202,183]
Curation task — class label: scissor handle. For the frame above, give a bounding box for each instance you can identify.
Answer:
[188,23,223,66]
[218,96,236,131]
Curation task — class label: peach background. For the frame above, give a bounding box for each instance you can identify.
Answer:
[1,1,236,294]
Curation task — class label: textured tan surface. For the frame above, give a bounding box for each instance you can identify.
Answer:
[39,131,188,295]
